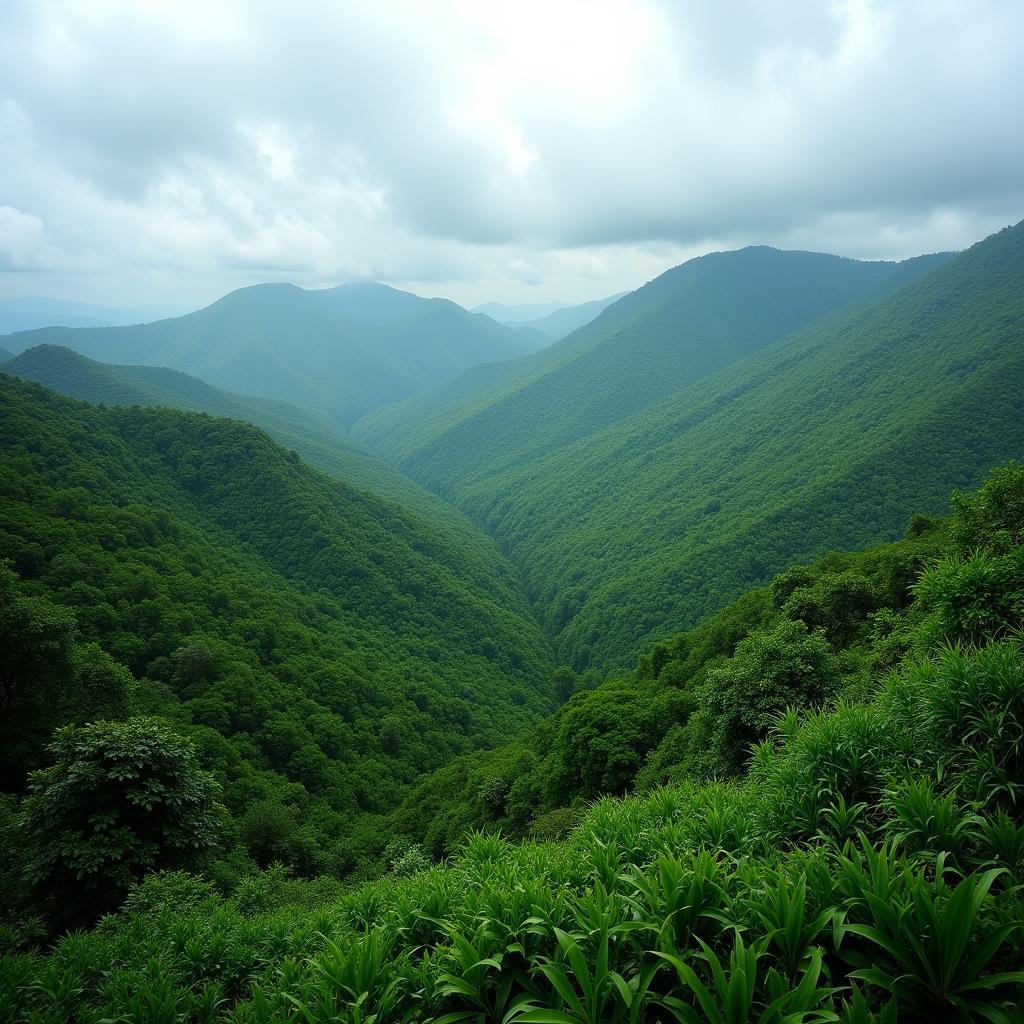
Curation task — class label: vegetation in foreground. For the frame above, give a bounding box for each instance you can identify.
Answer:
[3,465,1024,1022]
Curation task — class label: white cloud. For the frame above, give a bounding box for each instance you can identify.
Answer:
[0,0,1022,307]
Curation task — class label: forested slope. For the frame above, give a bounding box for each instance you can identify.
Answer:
[353,248,951,477]
[6,465,1024,1023]
[0,374,555,866]
[0,344,495,532]
[363,224,1024,669]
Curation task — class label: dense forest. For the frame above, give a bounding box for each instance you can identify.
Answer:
[4,1,1022,1019]
[0,343,493,526]
[4,461,1024,1021]
[355,223,1024,670]
[0,374,556,876]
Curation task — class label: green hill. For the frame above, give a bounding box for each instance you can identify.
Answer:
[1,282,540,427]
[0,373,555,860]
[0,344,492,530]
[356,227,1023,670]
[353,247,952,478]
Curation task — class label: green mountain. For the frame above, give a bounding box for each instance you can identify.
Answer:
[1,282,540,427]
[0,373,555,854]
[353,247,952,477]
[355,228,1022,669]
[0,344,485,528]
[0,346,12,362]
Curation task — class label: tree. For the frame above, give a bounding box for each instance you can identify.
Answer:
[553,665,578,703]
[698,619,839,774]
[20,717,224,926]
[0,565,131,790]
[951,461,1024,555]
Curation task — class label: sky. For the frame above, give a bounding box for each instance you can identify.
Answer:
[2,0,1023,311]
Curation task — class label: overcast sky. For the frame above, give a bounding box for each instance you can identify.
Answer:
[2,0,1023,311]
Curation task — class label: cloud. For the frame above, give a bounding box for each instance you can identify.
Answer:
[0,0,1022,307]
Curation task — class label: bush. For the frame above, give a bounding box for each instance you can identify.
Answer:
[20,717,224,926]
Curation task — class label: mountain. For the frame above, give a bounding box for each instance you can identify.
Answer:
[0,373,556,848]
[0,346,11,362]
[514,292,629,340]
[353,247,953,478]
[474,299,568,321]
[0,296,182,334]
[0,344,481,526]
[474,293,628,340]
[354,227,1023,669]
[1,282,541,426]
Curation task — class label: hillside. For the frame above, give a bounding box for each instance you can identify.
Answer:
[6,466,1024,1021]
[353,247,952,477]
[0,344,492,529]
[356,227,1022,670]
[0,374,556,860]
[1,282,540,426]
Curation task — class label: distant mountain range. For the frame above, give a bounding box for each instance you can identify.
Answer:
[473,299,569,322]
[354,227,1024,668]
[475,293,628,341]
[0,282,551,426]
[0,297,185,334]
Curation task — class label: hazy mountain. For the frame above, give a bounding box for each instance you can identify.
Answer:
[514,292,629,340]
[1,282,542,426]
[0,297,183,335]
[473,299,569,322]
[354,228,1024,668]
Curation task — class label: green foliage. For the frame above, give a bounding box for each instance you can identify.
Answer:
[696,620,840,775]
[0,374,556,872]
[385,527,945,846]
[6,628,1024,1021]
[0,564,131,789]
[914,551,1024,644]
[20,717,224,925]
[950,460,1024,555]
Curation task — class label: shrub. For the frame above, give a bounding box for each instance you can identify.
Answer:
[20,717,224,926]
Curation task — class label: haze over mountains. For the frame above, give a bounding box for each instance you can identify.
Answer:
[6,223,1023,674]
[474,293,627,341]
[0,297,185,335]
[1,282,548,427]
